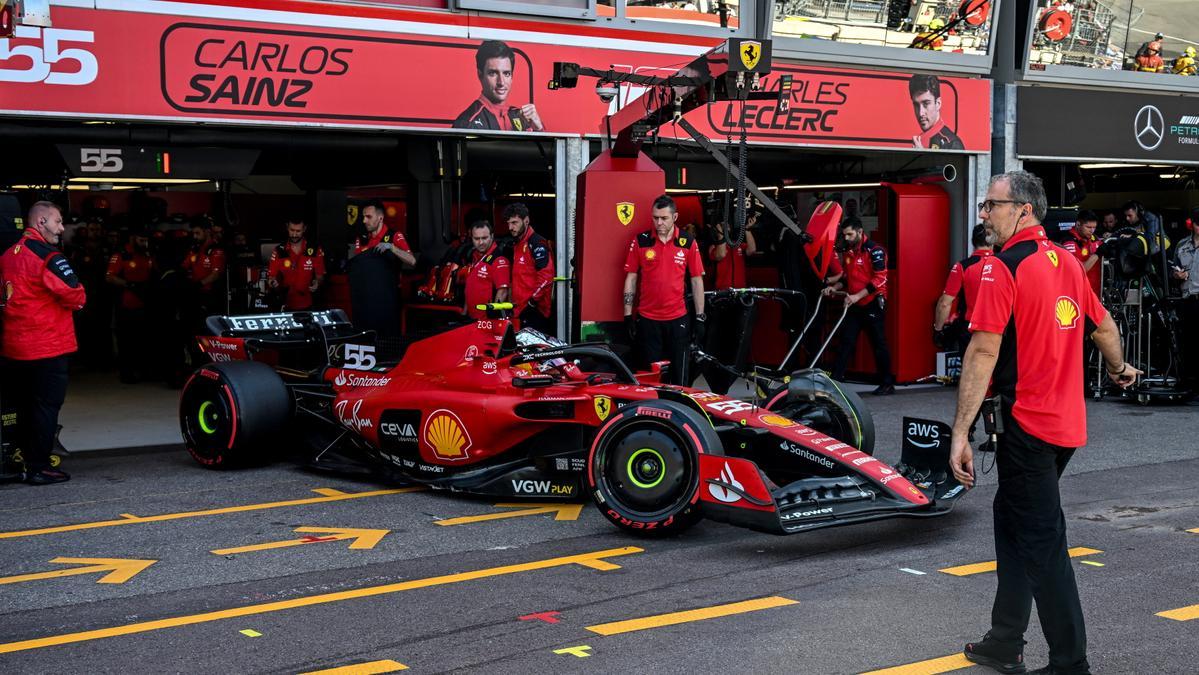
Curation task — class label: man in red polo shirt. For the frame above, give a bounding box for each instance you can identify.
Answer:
[463,220,510,320]
[823,217,895,395]
[623,195,706,385]
[951,171,1137,675]
[348,200,415,339]
[504,203,555,334]
[708,213,758,291]
[935,224,993,352]
[105,226,154,383]
[267,219,326,311]
[1059,209,1102,294]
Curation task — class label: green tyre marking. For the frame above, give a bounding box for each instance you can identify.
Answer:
[197,401,218,435]
[626,447,666,489]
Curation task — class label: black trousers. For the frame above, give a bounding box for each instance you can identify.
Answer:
[990,406,1089,674]
[703,300,757,394]
[638,315,690,385]
[1,356,70,472]
[518,306,552,336]
[830,298,894,384]
[1177,296,1199,389]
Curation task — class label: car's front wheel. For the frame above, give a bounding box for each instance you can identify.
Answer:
[587,399,722,536]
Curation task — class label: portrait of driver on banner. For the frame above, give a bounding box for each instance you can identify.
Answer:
[453,40,544,132]
[909,74,964,150]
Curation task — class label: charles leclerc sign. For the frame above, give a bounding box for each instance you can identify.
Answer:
[0,6,989,152]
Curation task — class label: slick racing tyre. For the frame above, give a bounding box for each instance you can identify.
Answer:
[588,399,722,536]
[180,361,290,469]
[766,369,875,456]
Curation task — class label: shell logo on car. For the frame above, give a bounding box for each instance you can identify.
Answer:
[424,409,472,460]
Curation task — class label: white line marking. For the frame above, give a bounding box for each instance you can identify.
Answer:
[899,568,927,576]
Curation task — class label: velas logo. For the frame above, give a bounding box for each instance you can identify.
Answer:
[616,202,634,226]
[423,409,472,460]
[1055,296,1080,329]
[1134,105,1164,151]
[707,461,744,503]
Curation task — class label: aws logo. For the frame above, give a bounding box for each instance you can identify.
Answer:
[423,409,472,460]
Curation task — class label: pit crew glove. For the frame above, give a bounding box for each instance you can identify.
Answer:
[692,313,707,345]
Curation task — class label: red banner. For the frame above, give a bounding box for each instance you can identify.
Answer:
[0,7,989,152]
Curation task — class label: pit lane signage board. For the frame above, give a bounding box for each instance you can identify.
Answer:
[1017,86,1199,164]
[0,5,989,152]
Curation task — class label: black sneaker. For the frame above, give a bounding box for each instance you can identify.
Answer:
[1027,665,1091,675]
[871,383,895,396]
[25,468,71,486]
[964,634,1026,674]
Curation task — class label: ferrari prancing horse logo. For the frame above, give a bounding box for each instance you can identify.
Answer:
[594,396,612,422]
[346,204,360,226]
[740,40,762,70]
[616,202,635,226]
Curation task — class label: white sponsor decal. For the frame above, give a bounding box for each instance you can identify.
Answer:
[342,344,377,370]
[0,26,99,86]
[706,399,755,414]
[781,506,833,521]
[905,421,942,449]
[880,474,902,485]
[380,422,416,440]
[779,441,836,469]
[511,479,574,495]
[334,372,391,388]
[481,361,498,374]
[708,461,745,503]
[334,398,372,432]
[852,456,877,466]
[941,485,965,500]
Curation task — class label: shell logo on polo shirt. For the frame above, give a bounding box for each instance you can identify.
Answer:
[283,260,292,268]
[1055,296,1080,329]
[645,249,656,260]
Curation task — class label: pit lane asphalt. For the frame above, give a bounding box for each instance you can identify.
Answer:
[1,388,1196,674]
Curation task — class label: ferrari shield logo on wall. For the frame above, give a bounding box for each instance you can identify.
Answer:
[740,41,762,70]
[616,202,635,226]
[346,204,360,226]
[594,396,612,422]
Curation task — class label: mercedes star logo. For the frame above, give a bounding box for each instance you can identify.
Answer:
[1134,105,1164,151]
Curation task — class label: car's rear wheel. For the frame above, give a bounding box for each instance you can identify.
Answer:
[180,361,290,469]
[588,400,721,536]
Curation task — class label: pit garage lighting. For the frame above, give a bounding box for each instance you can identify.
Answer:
[69,178,211,185]
[782,182,882,190]
[1078,163,1173,169]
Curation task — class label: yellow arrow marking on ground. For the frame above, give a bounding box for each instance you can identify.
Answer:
[1157,604,1199,621]
[939,547,1102,576]
[0,546,642,655]
[859,653,974,674]
[586,596,798,636]
[1187,527,1198,534]
[0,487,421,540]
[211,527,390,555]
[0,557,157,586]
[300,659,408,674]
[434,502,584,526]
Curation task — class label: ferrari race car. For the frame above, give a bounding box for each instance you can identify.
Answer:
[180,310,965,535]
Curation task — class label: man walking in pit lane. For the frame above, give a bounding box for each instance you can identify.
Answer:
[504,203,554,334]
[623,195,706,386]
[950,171,1138,675]
[0,201,87,485]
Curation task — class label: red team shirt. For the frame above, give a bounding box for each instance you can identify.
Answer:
[267,240,326,310]
[510,227,555,319]
[1059,227,1102,294]
[464,243,511,319]
[827,239,888,306]
[353,226,411,258]
[708,241,749,290]
[624,228,705,321]
[942,248,993,323]
[970,226,1108,448]
[183,241,227,291]
[105,246,154,310]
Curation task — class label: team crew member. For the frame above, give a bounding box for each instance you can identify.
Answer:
[0,202,87,485]
[1171,209,1199,391]
[105,227,154,384]
[935,224,993,352]
[707,215,758,290]
[463,220,511,319]
[348,199,415,340]
[623,195,706,386]
[267,219,326,311]
[824,219,895,395]
[1060,210,1102,294]
[951,172,1137,675]
[909,74,964,149]
[183,222,227,318]
[453,40,543,132]
[505,203,555,333]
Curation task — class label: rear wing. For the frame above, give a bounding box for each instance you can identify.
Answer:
[205,310,353,338]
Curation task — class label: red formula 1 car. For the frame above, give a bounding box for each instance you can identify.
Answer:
[180,310,965,535]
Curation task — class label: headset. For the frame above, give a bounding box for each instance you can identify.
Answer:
[1122,200,1145,224]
